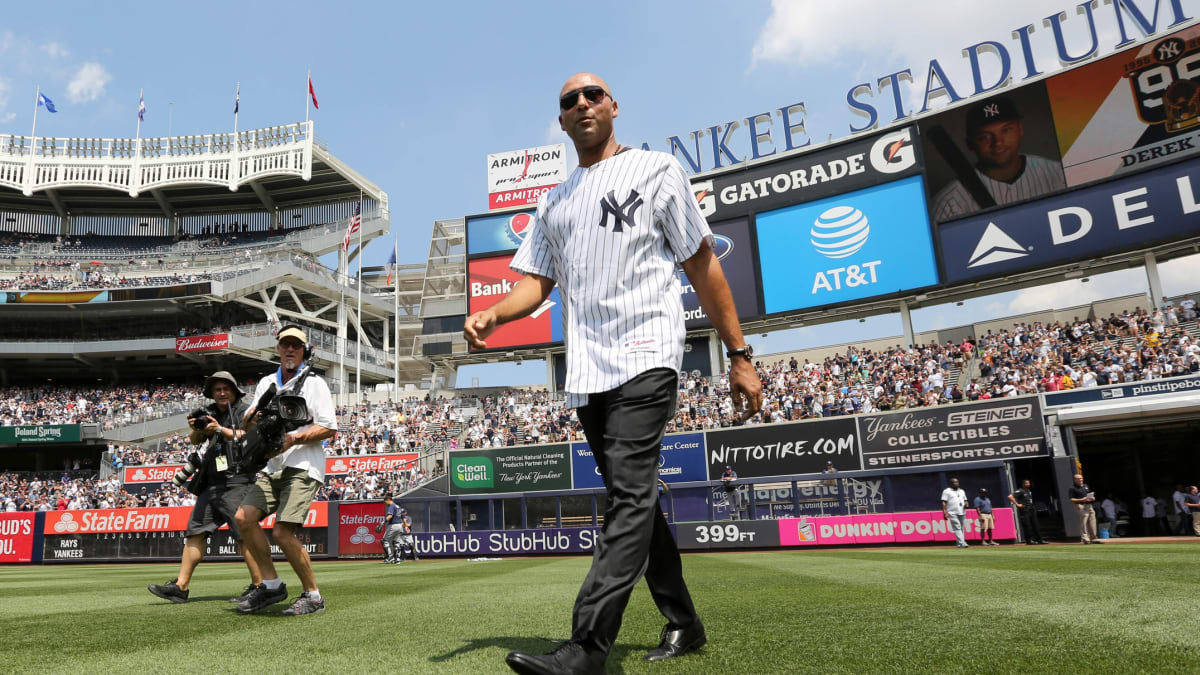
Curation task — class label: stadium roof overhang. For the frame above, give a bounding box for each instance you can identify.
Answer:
[0,123,384,220]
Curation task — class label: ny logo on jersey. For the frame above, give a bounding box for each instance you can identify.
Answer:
[598,189,643,232]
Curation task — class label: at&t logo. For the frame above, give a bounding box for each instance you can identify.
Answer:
[809,204,880,294]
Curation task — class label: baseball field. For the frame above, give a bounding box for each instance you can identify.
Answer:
[2,542,1197,673]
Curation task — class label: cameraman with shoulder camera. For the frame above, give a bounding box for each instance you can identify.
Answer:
[234,325,336,616]
[147,371,262,604]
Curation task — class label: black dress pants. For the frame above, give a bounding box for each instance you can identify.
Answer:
[1019,509,1043,543]
[570,368,698,655]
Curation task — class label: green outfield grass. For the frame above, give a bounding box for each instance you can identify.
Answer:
[2,543,1199,674]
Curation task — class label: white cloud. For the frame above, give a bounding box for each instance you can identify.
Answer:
[41,42,69,60]
[0,76,12,124]
[751,0,1132,113]
[66,62,111,104]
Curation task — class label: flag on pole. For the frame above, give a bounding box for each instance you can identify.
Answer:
[233,83,240,114]
[308,75,319,110]
[342,204,361,252]
[385,248,396,286]
[138,92,146,122]
[37,92,57,113]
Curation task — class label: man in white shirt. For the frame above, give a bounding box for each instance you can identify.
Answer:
[1141,494,1160,536]
[234,325,336,617]
[469,73,761,675]
[941,477,970,548]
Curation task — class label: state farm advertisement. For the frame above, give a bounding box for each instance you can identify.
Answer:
[325,453,419,476]
[467,254,563,351]
[338,501,385,557]
[123,464,185,484]
[42,502,328,534]
[175,333,230,353]
[487,143,567,210]
[0,513,36,562]
[777,509,1017,546]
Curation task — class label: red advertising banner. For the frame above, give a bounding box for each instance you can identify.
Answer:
[325,453,419,476]
[123,465,185,484]
[0,513,36,562]
[778,509,1017,546]
[175,333,230,353]
[338,501,386,556]
[467,254,563,350]
[42,501,328,534]
[488,185,557,210]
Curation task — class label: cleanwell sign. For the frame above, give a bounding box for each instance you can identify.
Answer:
[756,174,939,313]
[939,158,1200,283]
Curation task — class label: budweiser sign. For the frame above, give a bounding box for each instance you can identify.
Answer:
[325,453,419,475]
[123,465,185,484]
[175,333,230,353]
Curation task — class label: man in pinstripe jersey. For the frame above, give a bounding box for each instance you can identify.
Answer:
[466,72,761,675]
[931,97,1066,222]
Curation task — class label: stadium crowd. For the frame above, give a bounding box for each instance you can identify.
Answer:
[0,383,205,430]
[0,470,197,512]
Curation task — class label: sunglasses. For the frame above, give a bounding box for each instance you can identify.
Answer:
[559,86,608,110]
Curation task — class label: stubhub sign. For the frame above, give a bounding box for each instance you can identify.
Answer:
[572,432,707,489]
[756,174,938,313]
[939,159,1200,284]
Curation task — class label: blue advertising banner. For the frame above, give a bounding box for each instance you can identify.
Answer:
[679,217,761,328]
[939,158,1200,283]
[1043,374,1200,408]
[571,432,707,489]
[413,527,602,557]
[466,209,536,257]
[756,174,939,314]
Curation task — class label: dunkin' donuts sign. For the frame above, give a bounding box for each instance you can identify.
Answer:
[325,453,419,476]
[175,333,230,353]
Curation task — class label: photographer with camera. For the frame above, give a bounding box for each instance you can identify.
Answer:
[234,325,336,616]
[147,371,262,604]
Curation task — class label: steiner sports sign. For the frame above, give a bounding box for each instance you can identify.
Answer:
[859,397,1048,469]
[487,143,567,210]
[175,333,229,353]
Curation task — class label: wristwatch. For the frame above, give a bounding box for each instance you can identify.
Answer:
[726,345,753,361]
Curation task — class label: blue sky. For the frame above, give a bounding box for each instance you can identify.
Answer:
[3,1,1197,386]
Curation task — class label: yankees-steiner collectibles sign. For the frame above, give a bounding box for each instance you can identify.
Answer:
[859,397,1047,469]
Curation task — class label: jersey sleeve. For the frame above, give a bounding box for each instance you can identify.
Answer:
[308,377,338,431]
[510,200,557,281]
[655,157,712,263]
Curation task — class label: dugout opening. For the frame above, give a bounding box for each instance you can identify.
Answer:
[1067,417,1200,535]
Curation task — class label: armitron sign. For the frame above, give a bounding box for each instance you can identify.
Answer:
[175,333,230,353]
[487,143,567,210]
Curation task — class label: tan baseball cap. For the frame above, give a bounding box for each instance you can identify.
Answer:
[277,325,308,344]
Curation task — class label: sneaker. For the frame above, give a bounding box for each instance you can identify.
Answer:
[237,582,288,614]
[147,579,188,604]
[281,591,325,616]
[229,584,256,603]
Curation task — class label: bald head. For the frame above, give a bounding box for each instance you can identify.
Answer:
[560,72,612,99]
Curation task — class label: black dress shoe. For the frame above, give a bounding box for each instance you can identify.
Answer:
[645,620,707,662]
[506,641,604,675]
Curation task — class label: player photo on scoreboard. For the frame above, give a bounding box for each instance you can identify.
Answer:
[919,82,1066,224]
[1047,24,1200,187]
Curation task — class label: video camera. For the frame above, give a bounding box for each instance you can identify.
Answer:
[233,382,312,475]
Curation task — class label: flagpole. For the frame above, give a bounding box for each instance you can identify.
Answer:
[338,243,346,404]
[356,192,363,405]
[30,85,41,143]
[136,89,143,140]
[234,81,240,135]
[305,69,310,124]
[393,234,400,393]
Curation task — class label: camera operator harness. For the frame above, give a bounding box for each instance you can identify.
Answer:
[232,365,315,477]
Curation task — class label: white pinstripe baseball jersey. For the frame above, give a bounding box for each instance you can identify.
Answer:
[932,154,1066,221]
[510,148,711,407]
